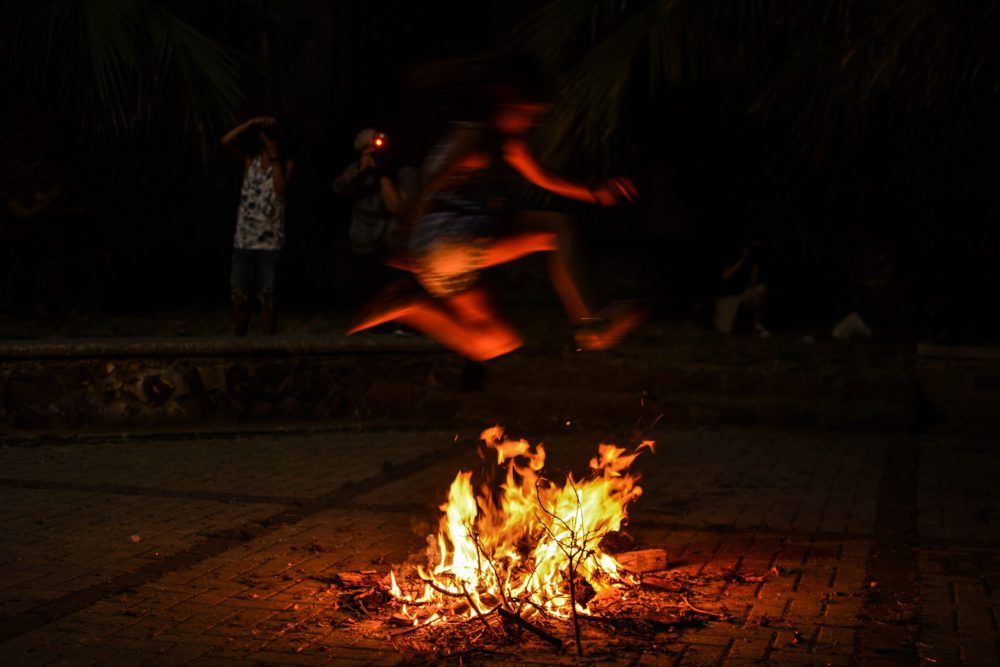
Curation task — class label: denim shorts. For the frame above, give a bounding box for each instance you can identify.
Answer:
[408,210,496,297]
[230,248,279,305]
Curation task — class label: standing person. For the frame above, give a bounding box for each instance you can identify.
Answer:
[333,128,417,310]
[220,116,293,335]
[348,55,643,361]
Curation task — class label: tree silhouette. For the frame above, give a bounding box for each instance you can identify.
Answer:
[0,0,298,168]
[516,0,1000,170]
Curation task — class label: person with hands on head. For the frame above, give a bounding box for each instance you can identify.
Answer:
[220,116,294,336]
[348,54,644,361]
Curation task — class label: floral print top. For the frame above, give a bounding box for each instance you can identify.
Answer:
[234,156,284,250]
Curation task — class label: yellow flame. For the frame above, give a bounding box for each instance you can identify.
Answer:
[392,427,653,620]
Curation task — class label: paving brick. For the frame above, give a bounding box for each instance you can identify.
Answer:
[636,649,682,666]
[815,626,857,656]
[961,641,1000,667]
[768,648,852,665]
[142,641,213,666]
[724,634,772,662]
[677,643,727,666]
[786,597,826,625]
[683,625,735,647]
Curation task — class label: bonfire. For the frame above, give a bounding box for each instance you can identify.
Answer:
[390,426,655,653]
[328,427,734,659]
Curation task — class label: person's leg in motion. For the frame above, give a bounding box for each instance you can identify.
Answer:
[346,276,425,334]
[503,211,644,349]
[395,287,522,361]
[498,211,592,323]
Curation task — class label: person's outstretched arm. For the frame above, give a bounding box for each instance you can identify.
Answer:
[502,138,637,205]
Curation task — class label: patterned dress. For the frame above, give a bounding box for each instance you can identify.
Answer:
[234,156,284,250]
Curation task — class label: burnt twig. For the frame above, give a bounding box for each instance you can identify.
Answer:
[418,575,465,599]
[639,578,678,593]
[680,595,728,619]
[460,582,494,635]
[391,614,445,636]
[497,607,563,648]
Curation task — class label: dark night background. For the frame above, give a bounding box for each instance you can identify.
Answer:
[2,0,998,343]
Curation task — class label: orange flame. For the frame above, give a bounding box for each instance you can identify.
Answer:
[392,427,653,621]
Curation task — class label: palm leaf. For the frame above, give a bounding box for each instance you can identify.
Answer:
[515,0,1000,169]
[145,6,254,165]
[1,0,264,167]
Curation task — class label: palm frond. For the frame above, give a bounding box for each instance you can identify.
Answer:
[82,0,142,133]
[515,0,1000,169]
[1,0,265,167]
[524,1,661,173]
[145,6,254,164]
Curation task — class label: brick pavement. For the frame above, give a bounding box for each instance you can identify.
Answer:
[1,428,998,665]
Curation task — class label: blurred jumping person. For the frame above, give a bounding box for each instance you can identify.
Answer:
[348,55,643,361]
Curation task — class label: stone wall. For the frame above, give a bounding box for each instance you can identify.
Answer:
[0,337,464,432]
[3,336,997,435]
[916,344,1000,432]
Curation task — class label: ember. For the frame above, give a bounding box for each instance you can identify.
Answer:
[389,426,658,653]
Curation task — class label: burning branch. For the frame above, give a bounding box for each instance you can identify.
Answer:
[534,476,604,655]
[418,573,466,599]
[388,428,655,654]
[460,582,494,635]
[391,614,445,636]
[466,525,510,610]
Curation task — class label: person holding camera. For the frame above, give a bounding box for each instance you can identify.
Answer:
[221,116,294,335]
[333,129,417,306]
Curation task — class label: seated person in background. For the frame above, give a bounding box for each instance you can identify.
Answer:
[714,240,769,337]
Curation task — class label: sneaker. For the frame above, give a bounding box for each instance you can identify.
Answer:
[574,300,647,351]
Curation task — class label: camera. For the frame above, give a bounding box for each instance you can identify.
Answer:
[370,132,389,170]
[261,122,282,141]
